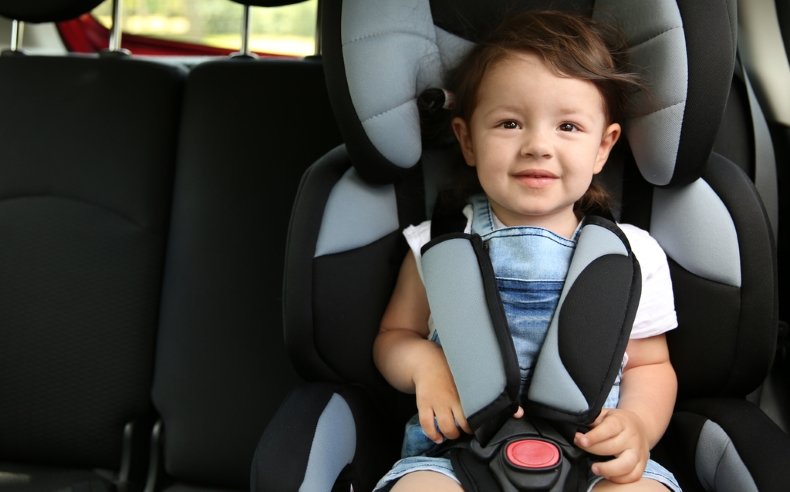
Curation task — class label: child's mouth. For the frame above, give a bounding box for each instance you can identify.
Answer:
[513,170,558,188]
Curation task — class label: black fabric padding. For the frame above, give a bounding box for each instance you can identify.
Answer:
[313,232,405,392]
[668,263,742,398]
[557,255,637,417]
[0,464,115,492]
[703,154,777,394]
[395,165,428,237]
[0,57,183,229]
[671,0,735,185]
[668,154,777,399]
[430,0,593,42]
[429,193,468,239]
[712,72,753,175]
[283,147,356,381]
[618,143,653,230]
[152,58,341,488]
[652,411,707,491]
[0,0,103,22]
[284,146,414,399]
[677,399,790,492]
[332,385,404,492]
[0,55,183,467]
[451,448,502,492]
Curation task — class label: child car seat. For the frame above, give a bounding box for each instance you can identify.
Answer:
[252,0,790,490]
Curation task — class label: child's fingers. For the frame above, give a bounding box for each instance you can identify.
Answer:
[435,408,462,440]
[513,406,524,419]
[575,417,623,450]
[419,406,470,442]
[574,432,625,457]
[590,408,610,427]
[418,408,443,443]
[454,407,473,434]
[590,449,645,483]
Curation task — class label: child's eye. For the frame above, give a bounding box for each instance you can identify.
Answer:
[499,120,520,130]
[559,122,580,132]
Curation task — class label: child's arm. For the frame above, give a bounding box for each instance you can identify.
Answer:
[373,251,472,443]
[573,333,677,483]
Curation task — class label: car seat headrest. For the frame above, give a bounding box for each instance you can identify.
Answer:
[228,0,311,6]
[323,0,736,186]
[0,0,105,23]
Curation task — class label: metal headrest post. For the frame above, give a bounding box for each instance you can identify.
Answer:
[102,0,130,56]
[232,3,258,59]
[9,19,23,52]
[1,18,25,56]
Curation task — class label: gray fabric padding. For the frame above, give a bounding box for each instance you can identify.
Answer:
[340,0,690,185]
[434,27,474,73]
[695,420,758,492]
[421,238,508,417]
[528,224,628,413]
[314,167,399,257]
[651,179,742,287]
[300,394,357,492]
[595,0,687,186]
[341,0,443,168]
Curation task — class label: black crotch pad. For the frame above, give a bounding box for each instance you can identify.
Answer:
[526,218,641,428]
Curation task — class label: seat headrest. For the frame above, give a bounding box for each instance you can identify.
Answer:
[229,0,311,6]
[322,0,736,186]
[0,0,105,23]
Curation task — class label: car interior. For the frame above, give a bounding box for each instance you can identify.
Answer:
[0,0,788,491]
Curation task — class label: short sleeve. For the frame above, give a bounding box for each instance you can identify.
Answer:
[619,223,678,339]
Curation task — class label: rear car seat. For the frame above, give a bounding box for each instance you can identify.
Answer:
[0,1,184,490]
[252,0,790,490]
[149,2,342,490]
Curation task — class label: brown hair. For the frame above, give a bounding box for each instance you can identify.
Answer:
[447,10,643,218]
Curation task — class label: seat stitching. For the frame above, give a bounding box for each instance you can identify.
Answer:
[344,29,437,46]
[360,96,417,123]
[628,25,683,49]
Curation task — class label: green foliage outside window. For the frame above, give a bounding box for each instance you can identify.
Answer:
[93,0,317,56]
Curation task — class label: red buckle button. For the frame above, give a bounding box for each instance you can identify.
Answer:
[505,439,561,470]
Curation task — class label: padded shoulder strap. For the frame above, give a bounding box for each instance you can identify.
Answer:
[421,232,520,444]
[420,216,641,444]
[526,216,641,426]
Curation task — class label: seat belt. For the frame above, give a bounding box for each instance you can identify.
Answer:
[419,211,641,491]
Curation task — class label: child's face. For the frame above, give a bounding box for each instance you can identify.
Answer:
[452,52,621,236]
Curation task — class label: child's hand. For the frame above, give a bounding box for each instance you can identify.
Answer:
[413,362,472,443]
[573,408,650,484]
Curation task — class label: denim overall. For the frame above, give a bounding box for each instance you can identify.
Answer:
[469,194,582,394]
[400,195,621,457]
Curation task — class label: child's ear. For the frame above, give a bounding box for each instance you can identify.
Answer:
[594,122,621,174]
[451,117,476,167]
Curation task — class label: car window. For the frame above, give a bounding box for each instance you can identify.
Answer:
[91,0,317,57]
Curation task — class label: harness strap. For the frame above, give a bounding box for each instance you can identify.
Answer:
[421,232,521,444]
[527,216,640,428]
[419,205,641,491]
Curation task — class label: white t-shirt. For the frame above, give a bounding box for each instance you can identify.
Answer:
[403,211,678,340]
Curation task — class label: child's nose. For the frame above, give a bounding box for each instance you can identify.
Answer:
[520,129,552,159]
